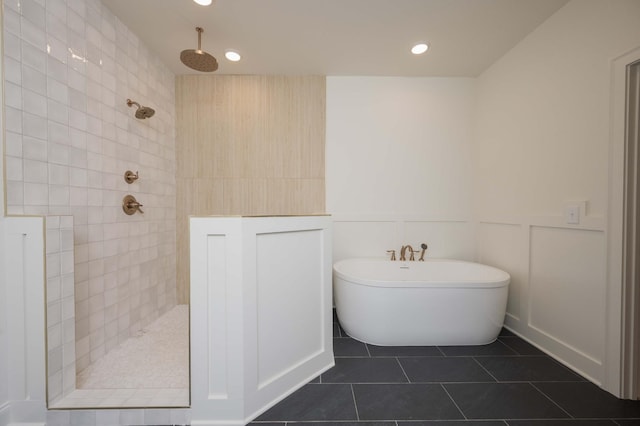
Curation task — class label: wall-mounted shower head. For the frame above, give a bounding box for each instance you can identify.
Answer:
[126,99,155,119]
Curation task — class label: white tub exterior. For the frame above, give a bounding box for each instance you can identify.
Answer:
[333,258,510,346]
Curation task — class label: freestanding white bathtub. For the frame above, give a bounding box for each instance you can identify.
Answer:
[333,258,510,346]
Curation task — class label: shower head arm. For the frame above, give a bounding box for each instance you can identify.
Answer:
[126,98,155,119]
[196,27,204,53]
[127,99,141,109]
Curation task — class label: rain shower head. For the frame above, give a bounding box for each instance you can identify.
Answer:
[127,99,155,119]
[181,27,218,72]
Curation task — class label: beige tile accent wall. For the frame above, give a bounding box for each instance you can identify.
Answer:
[175,75,326,303]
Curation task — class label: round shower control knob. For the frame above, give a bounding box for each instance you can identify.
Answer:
[122,194,144,215]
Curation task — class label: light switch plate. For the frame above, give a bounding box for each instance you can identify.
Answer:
[564,200,587,225]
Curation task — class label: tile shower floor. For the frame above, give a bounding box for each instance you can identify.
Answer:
[250,311,640,425]
[51,305,189,409]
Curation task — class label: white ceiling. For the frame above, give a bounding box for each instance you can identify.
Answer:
[102,0,569,77]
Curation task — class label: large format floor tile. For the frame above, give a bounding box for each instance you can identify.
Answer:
[288,423,396,426]
[444,382,570,419]
[534,382,640,418]
[249,317,640,425]
[438,340,518,357]
[321,357,408,383]
[506,420,618,425]
[498,336,546,355]
[255,383,357,422]
[367,345,443,357]
[399,357,496,383]
[353,383,464,420]
[398,422,506,426]
[333,337,369,357]
[475,356,585,382]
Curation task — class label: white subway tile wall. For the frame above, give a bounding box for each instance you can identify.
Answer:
[46,215,76,404]
[4,0,177,387]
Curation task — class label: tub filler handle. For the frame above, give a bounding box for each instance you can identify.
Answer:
[419,243,428,261]
[386,250,396,261]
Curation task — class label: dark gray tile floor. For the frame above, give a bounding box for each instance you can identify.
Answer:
[250,311,640,425]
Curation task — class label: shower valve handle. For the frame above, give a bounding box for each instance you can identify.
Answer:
[124,170,139,183]
[128,201,144,213]
[122,195,144,215]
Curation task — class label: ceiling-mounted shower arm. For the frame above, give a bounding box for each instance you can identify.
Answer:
[196,27,204,53]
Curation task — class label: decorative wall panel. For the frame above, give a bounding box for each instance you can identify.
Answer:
[477,222,523,320]
[529,226,606,364]
[175,75,326,303]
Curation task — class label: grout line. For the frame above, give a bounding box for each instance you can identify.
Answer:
[497,336,521,355]
[472,356,500,382]
[395,357,411,383]
[529,381,574,419]
[350,383,360,421]
[440,383,467,420]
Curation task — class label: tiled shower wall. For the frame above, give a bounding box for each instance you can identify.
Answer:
[3,0,177,373]
[46,215,75,403]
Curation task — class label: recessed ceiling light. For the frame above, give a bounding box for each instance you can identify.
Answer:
[225,50,241,62]
[411,43,429,55]
[193,0,212,5]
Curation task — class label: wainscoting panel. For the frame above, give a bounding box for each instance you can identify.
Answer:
[255,229,325,389]
[528,225,606,379]
[332,220,398,261]
[3,216,47,424]
[403,220,475,261]
[474,215,607,384]
[332,216,473,263]
[477,222,524,321]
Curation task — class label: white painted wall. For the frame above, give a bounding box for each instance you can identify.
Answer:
[326,0,640,396]
[326,77,476,261]
[474,0,640,391]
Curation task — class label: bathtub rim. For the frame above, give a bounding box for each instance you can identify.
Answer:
[333,257,510,289]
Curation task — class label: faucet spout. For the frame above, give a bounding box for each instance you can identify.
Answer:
[400,245,414,261]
